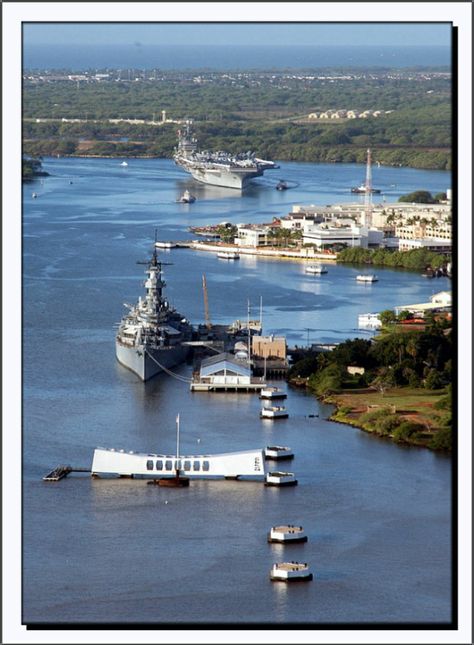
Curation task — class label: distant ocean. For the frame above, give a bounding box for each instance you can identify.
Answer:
[22,44,451,71]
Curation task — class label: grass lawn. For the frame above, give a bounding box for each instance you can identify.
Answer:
[324,387,451,450]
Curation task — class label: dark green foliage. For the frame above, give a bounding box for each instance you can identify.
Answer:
[22,72,451,169]
[374,414,402,436]
[392,421,425,442]
[379,309,397,326]
[331,338,375,369]
[428,426,452,451]
[288,355,319,379]
[22,156,48,180]
[424,369,446,390]
[337,246,450,272]
[309,364,345,396]
[359,407,394,425]
[398,190,437,203]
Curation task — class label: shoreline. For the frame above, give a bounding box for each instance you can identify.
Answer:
[289,380,451,453]
[188,240,338,262]
[22,151,449,171]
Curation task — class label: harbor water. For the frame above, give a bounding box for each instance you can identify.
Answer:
[22,157,452,625]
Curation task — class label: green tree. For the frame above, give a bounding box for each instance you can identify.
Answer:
[398,190,436,204]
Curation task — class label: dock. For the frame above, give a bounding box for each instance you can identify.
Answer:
[190,378,266,393]
[43,465,91,481]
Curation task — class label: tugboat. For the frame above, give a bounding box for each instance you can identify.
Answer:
[177,189,196,203]
[115,234,193,381]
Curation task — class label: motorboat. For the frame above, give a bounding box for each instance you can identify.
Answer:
[217,251,240,260]
[260,386,287,400]
[177,189,196,203]
[260,406,288,419]
[120,161,128,167]
[276,180,289,191]
[305,263,328,275]
[155,241,177,249]
[351,184,381,194]
[356,274,378,283]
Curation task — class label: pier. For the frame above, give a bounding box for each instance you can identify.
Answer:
[43,465,91,481]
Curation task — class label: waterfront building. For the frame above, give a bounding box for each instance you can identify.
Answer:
[302,224,365,249]
[358,312,382,329]
[394,290,452,316]
[235,226,271,247]
[397,238,452,252]
[197,353,251,386]
[252,335,287,360]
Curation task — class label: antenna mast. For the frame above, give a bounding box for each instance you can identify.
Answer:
[202,275,211,330]
[364,148,373,228]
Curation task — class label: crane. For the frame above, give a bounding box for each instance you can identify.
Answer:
[202,274,211,330]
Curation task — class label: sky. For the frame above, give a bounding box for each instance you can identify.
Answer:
[23,22,452,47]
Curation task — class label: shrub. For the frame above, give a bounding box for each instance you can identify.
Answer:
[428,426,452,451]
[374,414,402,436]
[359,407,393,426]
[337,406,353,415]
[392,421,424,442]
[434,394,451,410]
[424,369,445,390]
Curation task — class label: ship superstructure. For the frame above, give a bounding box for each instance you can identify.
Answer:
[115,244,193,381]
[173,120,279,190]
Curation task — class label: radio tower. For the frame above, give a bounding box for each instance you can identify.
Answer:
[364,148,373,228]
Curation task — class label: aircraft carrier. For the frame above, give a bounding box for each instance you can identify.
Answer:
[173,120,278,190]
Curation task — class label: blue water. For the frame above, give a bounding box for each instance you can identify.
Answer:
[22,44,451,71]
[22,157,452,625]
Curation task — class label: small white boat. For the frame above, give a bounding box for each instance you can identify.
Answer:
[260,386,287,400]
[356,274,378,283]
[261,406,288,419]
[217,251,240,260]
[265,445,294,461]
[177,189,196,203]
[305,263,328,275]
[32,192,38,198]
[155,241,177,249]
[120,161,128,167]
[268,525,307,543]
[265,471,297,486]
[270,562,312,582]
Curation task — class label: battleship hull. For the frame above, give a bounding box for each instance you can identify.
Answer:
[116,341,190,381]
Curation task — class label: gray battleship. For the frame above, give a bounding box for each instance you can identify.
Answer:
[115,244,193,381]
[174,120,279,190]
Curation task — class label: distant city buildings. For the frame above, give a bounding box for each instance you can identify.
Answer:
[233,197,452,255]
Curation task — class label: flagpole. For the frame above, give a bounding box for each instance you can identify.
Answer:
[176,414,180,465]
